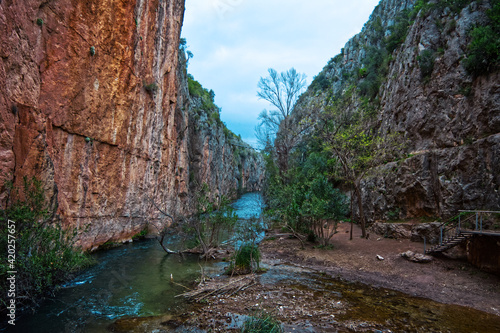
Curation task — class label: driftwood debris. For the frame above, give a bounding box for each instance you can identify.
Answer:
[176,274,257,302]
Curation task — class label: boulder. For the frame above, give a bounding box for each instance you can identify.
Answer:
[370,222,412,239]
[401,250,433,263]
[410,222,442,244]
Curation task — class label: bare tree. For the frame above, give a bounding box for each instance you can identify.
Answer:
[255,68,306,172]
[146,195,179,254]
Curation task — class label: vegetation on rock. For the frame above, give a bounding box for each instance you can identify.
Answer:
[0,177,94,311]
[464,0,500,75]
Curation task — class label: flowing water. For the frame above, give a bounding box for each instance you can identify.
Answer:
[6,192,500,332]
[9,193,263,333]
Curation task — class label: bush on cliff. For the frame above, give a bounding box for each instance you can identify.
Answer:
[0,177,94,311]
[464,1,500,76]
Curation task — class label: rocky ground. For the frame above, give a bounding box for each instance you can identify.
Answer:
[110,222,500,332]
[263,222,500,314]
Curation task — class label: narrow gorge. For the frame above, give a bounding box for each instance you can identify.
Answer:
[0,0,263,251]
[1,0,500,331]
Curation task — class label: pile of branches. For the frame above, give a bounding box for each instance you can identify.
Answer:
[176,274,257,302]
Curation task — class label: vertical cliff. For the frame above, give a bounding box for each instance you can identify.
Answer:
[291,0,499,221]
[0,0,263,250]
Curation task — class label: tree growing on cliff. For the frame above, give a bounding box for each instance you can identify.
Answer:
[255,68,306,173]
[320,100,404,239]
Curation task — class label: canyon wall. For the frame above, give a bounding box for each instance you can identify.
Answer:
[292,0,499,221]
[0,0,263,250]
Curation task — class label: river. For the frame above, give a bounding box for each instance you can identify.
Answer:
[7,192,500,332]
[11,193,263,333]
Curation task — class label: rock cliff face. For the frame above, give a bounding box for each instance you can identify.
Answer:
[293,0,499,221]
[0,0,263,250]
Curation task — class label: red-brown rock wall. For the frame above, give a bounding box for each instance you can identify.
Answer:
[0,0,264,250]
[1,0,187,250]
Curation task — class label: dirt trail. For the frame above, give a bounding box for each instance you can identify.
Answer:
[262,222,500,315]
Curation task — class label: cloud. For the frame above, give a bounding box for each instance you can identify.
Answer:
[182,0,380,145]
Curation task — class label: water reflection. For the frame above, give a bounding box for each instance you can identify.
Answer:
[11,193,264,333]
[231,192,266,248]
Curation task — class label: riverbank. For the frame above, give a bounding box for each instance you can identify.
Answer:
[264,222,500,313]
[177,222,500,332]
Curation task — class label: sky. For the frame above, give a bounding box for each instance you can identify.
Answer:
[181,0,380,148]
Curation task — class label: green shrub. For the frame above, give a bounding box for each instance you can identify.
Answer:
[90,46,95,56]
[0,177,94,311]
[36,18,44,26]
[357,47,389,99]
[387,208,401,221]
[187,74,220,114]
[417,49,435,82]
[332,52,344,64]
[144,82,158,94]
[310,72,330,91]
[458,84,472,97]
[464,2,500,76]
[410,0,474,19]
[231,243,260,273]
[358,67,368,78]
[446,19,457,34]
[386,11,410,53]
[409,0,432,19]
[132,227,148,240]
[242,312,282,333]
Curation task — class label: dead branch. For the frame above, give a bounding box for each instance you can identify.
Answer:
[146,194,178,254]
[285,224,306,249]
[169,274,192,291]
[176,274,257,302]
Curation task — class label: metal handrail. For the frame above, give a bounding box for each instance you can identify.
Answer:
[426,214,473,244]
[425,210,500,253]
[441,210,500,245]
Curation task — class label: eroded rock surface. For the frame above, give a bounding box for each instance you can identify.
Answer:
[291,0,499,221]
[0,0,263,250]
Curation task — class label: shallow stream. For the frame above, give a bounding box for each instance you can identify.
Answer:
[8,193,500,332]
[9,193,263,333]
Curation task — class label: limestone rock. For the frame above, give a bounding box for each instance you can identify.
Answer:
[290,0,499,223]
[370,222,442,244]
[370,222,412,239]
[410,222,442,244]
[401,250,433,263]
[0,0,264,250]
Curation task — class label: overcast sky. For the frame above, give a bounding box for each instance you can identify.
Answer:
[181,0,380,147]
